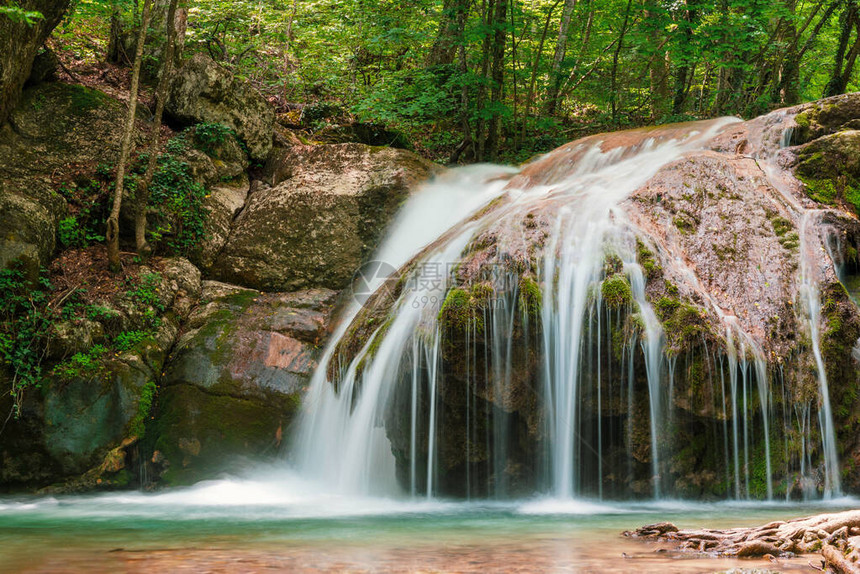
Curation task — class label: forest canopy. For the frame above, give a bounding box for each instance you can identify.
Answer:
[25,0,860,162]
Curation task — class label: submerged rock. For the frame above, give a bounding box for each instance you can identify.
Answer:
[211,143,441,291]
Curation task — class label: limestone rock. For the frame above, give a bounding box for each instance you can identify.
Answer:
[0,82,144,275]
[212,143,441,291]
[166,53,275,161]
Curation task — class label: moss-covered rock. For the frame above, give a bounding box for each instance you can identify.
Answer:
[0,82,145,276]
[795,130,860,213]
[601,274,632,309]
[145,281,336,485]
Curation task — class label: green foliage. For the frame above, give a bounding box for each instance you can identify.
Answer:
[0,5,43,25]
[147,146,209,255]
[0,265,54,416]
[52,344,109,380]
[125,272,165,313]
[192,122,235,154]
[113,330,153,352]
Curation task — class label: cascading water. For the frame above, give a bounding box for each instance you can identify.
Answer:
[292,116,848,502]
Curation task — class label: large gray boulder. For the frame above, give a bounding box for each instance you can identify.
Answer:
[1,258,202,491]
[211,143,441,291]
[148,281,336,485]
[166,53,275,161]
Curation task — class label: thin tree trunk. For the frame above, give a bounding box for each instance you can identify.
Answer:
[824,0,858,97]
[646,4,670,120]
[609,0,634,121]
[544,0,577,115]
[106,0,153,272]
[485,0,507,161]
[134,0,178,256]
[450,0,474,164]
[522,0,562,143]
[474,0,495,161]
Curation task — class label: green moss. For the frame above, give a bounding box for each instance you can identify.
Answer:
[518,276,542,317]
[794,112,810,129]
[798,174,839,204]
[67,84,108,113]
[129,381,157,439]
[655,297,709,353]
[438,284,494,333]
[603,254,623,275]
[601,274,632,309]
[636,239,660,278]
[770,216,792,237]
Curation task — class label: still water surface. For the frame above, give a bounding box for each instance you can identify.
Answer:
[0,470,854,573]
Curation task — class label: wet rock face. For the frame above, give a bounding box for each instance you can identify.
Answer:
[627,151,799,355]
[166,53,275,161]
[327,107,860,499]
[211,143,442,292]
[147,282,337,485]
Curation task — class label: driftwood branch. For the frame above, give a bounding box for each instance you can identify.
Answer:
[624,510,860,573]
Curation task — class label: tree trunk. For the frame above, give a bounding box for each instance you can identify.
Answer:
[484,0,507,161]
[134,0,179,256]
[427,0,463,67]
[522,0,562,144]
[474,0,495,161]
[106,0,153,272]
[0,0,70,126]
[609,0,634,121]
[544,0,577,116]
[824,0,858,98]
[671,1,695,114]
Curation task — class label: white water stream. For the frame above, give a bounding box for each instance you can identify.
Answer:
[291,116,845,502]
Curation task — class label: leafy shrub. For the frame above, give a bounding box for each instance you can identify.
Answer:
[53,344,109,380]
[0,265,54,416]
[193,122,235,154]
[149,150,209,255]
[113,330,152,352]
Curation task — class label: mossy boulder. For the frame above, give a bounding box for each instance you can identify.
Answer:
[211,143,441,291]
[0,258,202,491]
[795,130,860,213]
[792,93,860,144]
[0,82,144,276]
[166,53,275,161]
[146,281,336,485]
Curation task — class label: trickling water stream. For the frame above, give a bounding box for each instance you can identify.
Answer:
[293,114,848,501]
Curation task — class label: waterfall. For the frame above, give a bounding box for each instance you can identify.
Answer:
[291,117,847,501]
